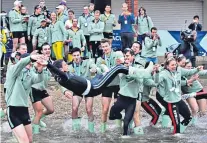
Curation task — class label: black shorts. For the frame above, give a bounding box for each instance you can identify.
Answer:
[7,106,31,129]
[74,93,94,98]
[102,86,119,98]
[12,31,26,39]
[103,32,113,39]
[30,87,49,103]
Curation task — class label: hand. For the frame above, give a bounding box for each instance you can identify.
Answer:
[28,36,31,41]
[81,47,85,51]
[65,25,70,30]
[191,74,199,81]
[153,64,160,72]
[30,50,38,55]
[197,66,203,71]
[116,59,123,65]
[90,68,97,73]
[34,61,46,73]
[153,36,157,40]
[64,91,73,99]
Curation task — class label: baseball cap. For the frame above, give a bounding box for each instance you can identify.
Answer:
[60,1,67,6]
[56,5,64,10]
[14,0,22,5]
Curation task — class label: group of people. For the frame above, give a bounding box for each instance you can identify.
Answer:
[0,0,207,143]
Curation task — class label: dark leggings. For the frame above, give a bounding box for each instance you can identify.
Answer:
[109,95,136,135]
[141,98,162,125]
[90,41,103,60]
[156,92,192,134]
[47,63,129,96]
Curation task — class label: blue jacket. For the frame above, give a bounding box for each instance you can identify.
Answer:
[118,13,135,33]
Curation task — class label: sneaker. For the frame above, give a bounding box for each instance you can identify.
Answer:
[120,135,131,139]
[39,120,47,128]
[191,117,198,126]
[72,118,81,131]
[88,121,95,133]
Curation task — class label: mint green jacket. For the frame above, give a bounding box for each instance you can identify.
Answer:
[100,13,116,33]
[48,21,67,44]
[78,14,94,35]
[142,36,162,58]
[32,27,49,47]
[134,54,146,68]
[21,14,29,32]
[32,67,52,91]
[9,9,23,32]
[57,13,67,24]
[88,19,104,41]
[181,70,207,94]
[5,57,44,107]
[65,28,86,48]
[157,67,199,103]
[142,77,157,102]
[135,16,153,35]
[27,14,45,36]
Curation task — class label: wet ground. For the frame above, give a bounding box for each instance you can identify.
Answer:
[1,79,207,143]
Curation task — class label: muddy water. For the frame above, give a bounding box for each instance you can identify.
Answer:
[1,114,207,143]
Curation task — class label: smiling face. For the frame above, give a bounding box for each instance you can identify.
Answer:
[131,43,141,55]
[50,12,57,21]
[124,51,134,65]
[72,51,81,64]
[17,45,27,55]
[41,45,51,57]
[101,42,111,55]
[177,57,186,68]
[166,59,177,72]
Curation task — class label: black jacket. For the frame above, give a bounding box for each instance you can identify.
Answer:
[188,23,202,31]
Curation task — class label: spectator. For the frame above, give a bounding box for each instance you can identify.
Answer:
[188,15,202,31]
[78,5,94,57]
[135,7,153,43]
[65,10,75,30]
[100,5,116,44]
[88,10,104,60]
[9,0,26,52]
[21,6,29,46]
[180,30,198,67]
[89,3,95,17]
[27,5,45,53]
[56,5,68,24]
[142,27,162,64]
[64,18,86,62]
[39,0,50,19]
[32,19,49,53]
[60,0,69,17]
[118,3,135,51]
[48,12,67,60]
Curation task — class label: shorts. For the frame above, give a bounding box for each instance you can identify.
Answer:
[7,106,31,129]
[30,87,49,103]
[102,86,119,99]
[74,93,94,98]
[12,31,26,39]
[103,32,113,39]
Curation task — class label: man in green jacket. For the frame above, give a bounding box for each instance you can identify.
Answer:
[60,47,100,133]
[9,0,27,52]
[88,10,104,59]
[32,19,49,52]
[5,53,46,143]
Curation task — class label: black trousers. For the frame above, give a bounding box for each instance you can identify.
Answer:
[120,32,134,51]
[109,95,136,135]
[141,98,162,125]
[90,41,103,59]
[156,92,192,134]
[47,64,129,97]
[195,89,207,100]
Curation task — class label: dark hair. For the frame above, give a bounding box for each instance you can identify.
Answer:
[17,43,27,50]
[105,4,111,7]
[95,10,100,14]
[132,41,142,50]
[53,60,64,69]
[151,27,157,32]
[138,7,146,16]
[164,52,172,59]
[185,59,192,66]
[71,47,81,54]
[83,5,88,8]
[164,57,176,69]
[193,15,199,20]
[68,10,74,14]
[176,54,186,62]
[40,42,50,51]
[72,18,78,23]
[100,38,110,44]
[123,48,134,56]
[34,5,41,10]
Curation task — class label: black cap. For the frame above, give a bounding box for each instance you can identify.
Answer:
[21,53,30,58]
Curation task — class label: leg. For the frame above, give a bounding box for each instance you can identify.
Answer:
[126,33,134,49]
[24,124,33,143]
[123,98,136,135]
[56,41,64,60]
[177,100,192,125]
[85,97,94,133]
[109,96,125,120]
[12,38,18,52]
[133,100,141,127]
[41,96,54,116]
[186,97,198,117]
[167,103,180,134]
[72,96,83,119]
[121,33,127,51]
[19,36,25,44]
[32,101,43,125]
[12,124,30,143]
[197,99,207,116]
[96,41,103,57]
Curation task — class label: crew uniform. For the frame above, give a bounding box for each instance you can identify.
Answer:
[96,50,124,99]
[9,9,25,39]
[30,67,51,103]
[5,56,43,129]
[100,12,116,39]
[156,66,199,134]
